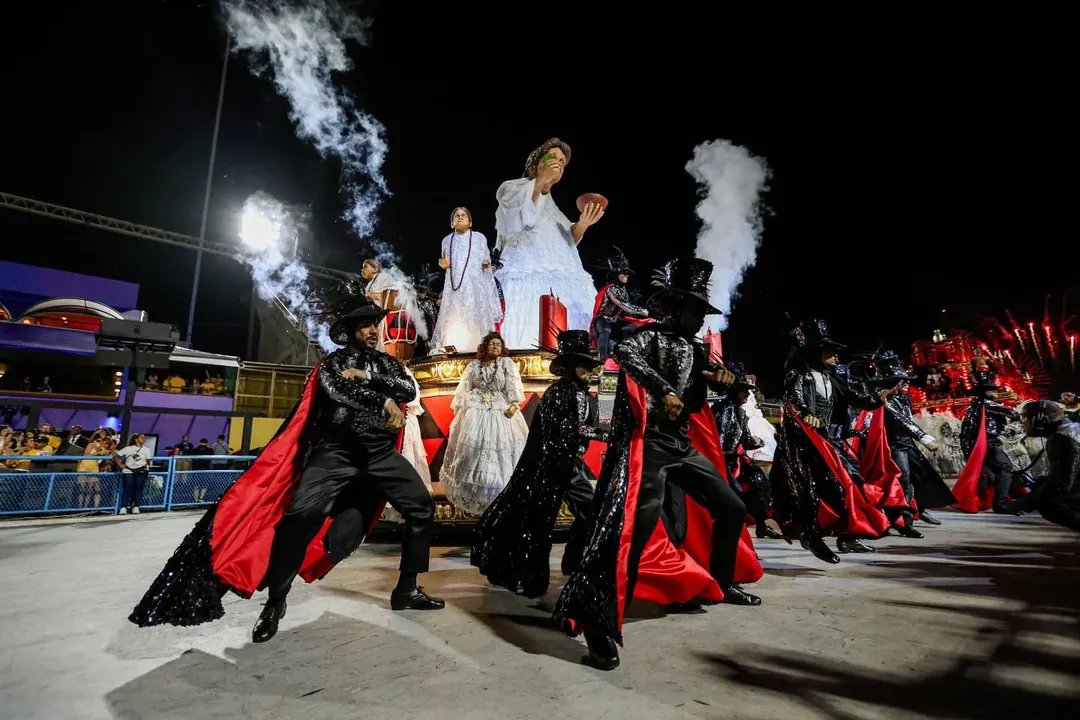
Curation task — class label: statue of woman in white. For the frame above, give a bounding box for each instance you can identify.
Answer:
[431,207,502,353]
[493,138,604,349]
[439,332,529,515]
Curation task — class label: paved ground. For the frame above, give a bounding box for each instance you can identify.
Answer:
[0,510,1077,719]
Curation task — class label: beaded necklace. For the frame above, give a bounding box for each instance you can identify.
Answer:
[448,230,472,291]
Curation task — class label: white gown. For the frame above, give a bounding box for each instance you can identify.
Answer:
[431,230,502,352]
[382,368,432,523]
[743,393,777,462]
[439,356,529,515]
[494,178,597,349]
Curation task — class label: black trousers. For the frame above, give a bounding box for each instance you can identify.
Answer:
[593,317,635,362]
[624,429,746,604]
[264,436,434,599]
[560,457,597,569]
[1038,493,1080,533]
[982,442,1016,509]
[887,444,917,526]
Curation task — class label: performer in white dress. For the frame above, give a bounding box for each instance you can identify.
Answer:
[494,138,605,349]
[383,365,433,523]
[743,392,777,463]
[431,207,502,352]
[440,332,530,515]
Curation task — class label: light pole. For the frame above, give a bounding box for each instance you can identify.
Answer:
[185,33,231,345]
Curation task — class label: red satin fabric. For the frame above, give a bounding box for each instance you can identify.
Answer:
[614,378,763,632]
[857,407,908,511]
[952,405,990,512]
[210,362,399,596]
[789,411,890,537]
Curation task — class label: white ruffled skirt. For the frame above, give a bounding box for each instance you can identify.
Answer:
[439,397,529,516]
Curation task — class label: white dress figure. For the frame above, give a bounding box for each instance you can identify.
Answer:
[432,207,502,352]
[383,367,432,523]
[743,392,777,463]
[440,350,530,515]
[494,138,604,349]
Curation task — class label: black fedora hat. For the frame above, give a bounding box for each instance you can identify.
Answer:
[327,296,389,346]
[872,350,917,382]
[791,318,847,350]
[546,329,601,375]
[597,245,634,276]
[648,257,722,316]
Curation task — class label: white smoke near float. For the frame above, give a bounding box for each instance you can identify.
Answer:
[685,139,771,332]
[223,0,426,346]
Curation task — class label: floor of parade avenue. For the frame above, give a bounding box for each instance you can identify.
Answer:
[1,510,1077,720]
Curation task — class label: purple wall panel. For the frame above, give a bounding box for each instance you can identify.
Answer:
[0,261,139,312]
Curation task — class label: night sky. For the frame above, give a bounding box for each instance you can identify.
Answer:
[3,1,1077,393]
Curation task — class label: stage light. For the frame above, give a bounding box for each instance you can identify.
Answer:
[240,205,283,251]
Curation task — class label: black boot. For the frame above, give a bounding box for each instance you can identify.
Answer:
[800,534,840,564]
[836,537,875,553]
[918,509,941,525]
[390,586,445,611]
[252,597,287,643]
[755,522,784,539]
[895,524,924,539]
[721,584,762,606]
[584,630,620,671]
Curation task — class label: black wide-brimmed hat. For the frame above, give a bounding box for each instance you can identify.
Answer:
[413,264,440,292]
[328,296,389,345]
[970,368,999,392]
[597,245,634,276]
[546,329,601,375]
[872,350,917,382]
[648,257,722,316]
[790,318,847,350]
[725,360,757,392]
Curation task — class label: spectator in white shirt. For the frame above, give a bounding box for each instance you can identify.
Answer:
[115,433,152,515]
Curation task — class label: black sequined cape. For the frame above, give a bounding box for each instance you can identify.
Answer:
[470,378,588,597]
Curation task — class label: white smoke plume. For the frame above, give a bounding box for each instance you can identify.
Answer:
[223,0,428,349]
[236,192,338,353]
[685,139,771,330]
[223,0,388,238]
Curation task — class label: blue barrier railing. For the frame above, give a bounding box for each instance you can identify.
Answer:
[0,455,258,517]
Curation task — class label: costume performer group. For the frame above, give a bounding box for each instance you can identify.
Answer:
[128,293,444,642]
[553,258,764,670]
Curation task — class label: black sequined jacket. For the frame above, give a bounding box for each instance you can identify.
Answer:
[416,296,439,337]
[960,396,1020,456]
[471,377,607,597]
[714,397,764,464]
[613,325,730,435]
[313,346,417,443]
[596,284,647,322]
[783,362,883,441]
[883,394,935,448]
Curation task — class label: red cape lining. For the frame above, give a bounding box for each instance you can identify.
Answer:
[952,405,991,512]
[209,362,400,597]
[857,407,909,513]
[788,409,890,537]
[613,377,763,631]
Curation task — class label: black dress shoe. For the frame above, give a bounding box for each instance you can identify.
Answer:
[895,524,924,539]
[801,535,840,564]
[390,586,445,611]
[584,630,620,671]
[721,585,762,606]
[837,538,875,553]
[918,510,941,525]
[756,525,784,540]
[252,598,287,643]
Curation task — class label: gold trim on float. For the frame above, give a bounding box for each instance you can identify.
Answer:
[434,499,576,525]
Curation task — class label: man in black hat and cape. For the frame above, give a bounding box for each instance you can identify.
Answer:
[554,257,764,672]
[771,319,899,564]
[128,294,444,642]
[471,329,605,597]
[869,351,956,531]
[591,246,649,363]
[953,368,1023,513]
[713,362,783,539]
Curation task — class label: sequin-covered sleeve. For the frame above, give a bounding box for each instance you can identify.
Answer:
[959,398,982,458]
[365,355,418,403]
[607,286,647,318]
[783,368,814,419]
[613,330,676,400]
[318,351,400,411]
